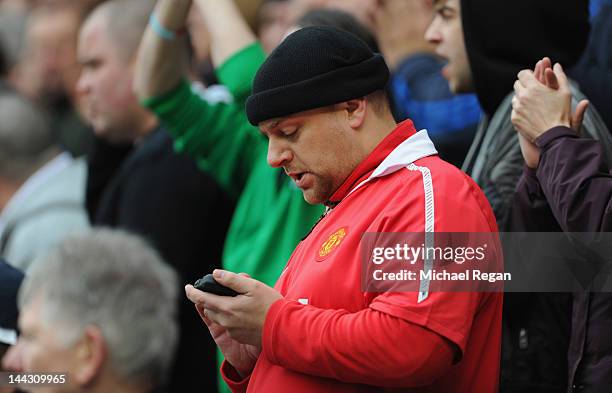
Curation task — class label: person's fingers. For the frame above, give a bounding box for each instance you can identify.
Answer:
[541,57,552,72]
[511,108,525,135]
[195,303,212,325]
[199,306,229,339]
[544,68,559,90]
[204,308,225,327]
[553,63,569,90]
[213,269,255,293]
[513,80,526,100]
[238,272,251,278]
[517,69,537,87]
[534,60,543,83]
[511,95,518,108]
[185,284,227,312]
[572,100,589,134]
[185,284,202,303]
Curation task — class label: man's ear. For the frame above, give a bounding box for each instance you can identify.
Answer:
[339,98,367,129]
[72,326,107,387]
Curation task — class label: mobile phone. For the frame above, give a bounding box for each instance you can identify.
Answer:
[193,274,239,297]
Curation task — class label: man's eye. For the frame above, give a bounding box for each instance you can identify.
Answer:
[437,7,454,19]
[82,59,101,70]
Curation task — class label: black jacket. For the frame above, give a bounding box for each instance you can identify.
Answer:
[87,128,235,392]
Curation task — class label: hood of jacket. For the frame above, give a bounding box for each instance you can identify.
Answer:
[461,0,590,116]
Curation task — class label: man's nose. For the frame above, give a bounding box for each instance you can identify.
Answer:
[75,72,90,96]
[424,18,442,44]
[267,138,293,168]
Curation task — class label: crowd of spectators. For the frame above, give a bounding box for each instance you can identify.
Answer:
[1,0,611,392]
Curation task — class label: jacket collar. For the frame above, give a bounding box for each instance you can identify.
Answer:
[325,120,438,206]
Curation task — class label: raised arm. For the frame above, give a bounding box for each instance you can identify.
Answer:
[134,0,192,99]
[193,0,258,100]
[134,0,267,197]
[194,0,256,69]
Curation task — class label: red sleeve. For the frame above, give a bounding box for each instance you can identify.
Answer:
[262,298,454,387]
[220,360,250,393]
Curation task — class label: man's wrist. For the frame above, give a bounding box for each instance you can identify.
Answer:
[234,365,252,380]
[153,0,191,32]
[149,13,187,41]
[221,360,251,389]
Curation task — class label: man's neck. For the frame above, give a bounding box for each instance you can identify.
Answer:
[359,112,398,156]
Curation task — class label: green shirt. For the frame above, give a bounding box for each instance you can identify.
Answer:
[142,42,323,289]
[143,43,323,393]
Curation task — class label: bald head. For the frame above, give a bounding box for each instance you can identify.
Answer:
[85,0,155,63]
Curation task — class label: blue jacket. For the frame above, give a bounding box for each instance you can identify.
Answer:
[391,54,481,167]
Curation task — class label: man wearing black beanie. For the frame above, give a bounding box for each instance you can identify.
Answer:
[186,25,503,392]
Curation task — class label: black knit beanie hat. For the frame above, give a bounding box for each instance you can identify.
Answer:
[246,26,389,125]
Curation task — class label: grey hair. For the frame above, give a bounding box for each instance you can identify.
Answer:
[0,92,56,181]
[87,0,156,63]
[19,229,179,388]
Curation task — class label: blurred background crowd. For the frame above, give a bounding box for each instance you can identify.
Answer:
[0,0,611,392]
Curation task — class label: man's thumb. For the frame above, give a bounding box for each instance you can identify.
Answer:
[572,100,589,134]
[213,269,251,293]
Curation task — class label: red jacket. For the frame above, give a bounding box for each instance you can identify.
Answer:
[223,120,502,392]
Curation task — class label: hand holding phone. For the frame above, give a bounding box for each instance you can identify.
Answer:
[194,273,239,297]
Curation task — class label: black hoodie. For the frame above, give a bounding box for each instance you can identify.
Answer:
[461,0,590,116]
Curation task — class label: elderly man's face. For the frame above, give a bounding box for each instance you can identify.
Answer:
[11,296,79,393]
[259,106,362,204]
[425,0,473,93]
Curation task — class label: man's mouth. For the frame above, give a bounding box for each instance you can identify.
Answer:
[286,171,304,181]
[286,171,309,188]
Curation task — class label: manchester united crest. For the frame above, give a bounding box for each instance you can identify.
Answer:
[316,227,347,261]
